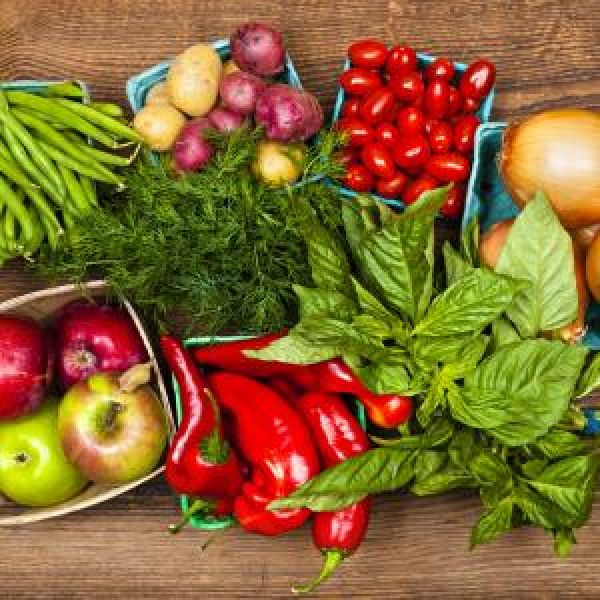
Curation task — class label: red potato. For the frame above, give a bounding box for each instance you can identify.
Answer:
[230,22,286,76]
[208,107,246,132]
[255,84,323,142]
[219,71,267,115]
[172,118,214,172]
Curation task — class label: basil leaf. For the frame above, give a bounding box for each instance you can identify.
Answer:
[461,215,480,267]
[470,497,514,549]
[520,459,548,479]
[469,451,512,485]
[306,226,352,294]
[246,331,342,364]
[413,268,521,337]
[352,277,396,322]
[533,430,587,460]
[448,429,477,469]
[443,241,472,286]
[352,314,393,340]
[495,191,578,338]
[417,379,446,427]
[576,352,600,398]
[490,318,520,352]
[294,285,357,321]
[528,455,599,525]
[269,448,417,511]
[415,450,447,483]
[422,418,455,448]
[515,483,574,529]
[451,340,588,446]
[411,334,477,366]
[411,468,474,496]
[359,362,411,394]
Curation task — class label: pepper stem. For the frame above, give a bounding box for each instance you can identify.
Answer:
[168,499,213,534]
[292,550,345,595]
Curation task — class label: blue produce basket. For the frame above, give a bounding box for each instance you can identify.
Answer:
[170,334,367,531]
[461,121,600,350]
[329,53,496,211]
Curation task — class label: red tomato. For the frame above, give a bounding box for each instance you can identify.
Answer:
[462,96,480,113]
[402,174,439,205]
[375,122,401,148]
[424,57,455,82]
[341,98,362,118]
[425,152,470,182]
[429,121,453,153]
[336,117,374,147]
[453,115,480,154]
[447,86,462,116]
[340,67,382,97]
[360,88,396,124]
[459,59,496,100]
[386,45,418,76]
[424,117,438,135]
[344,163,374,192]
[393,134,430,171]
[336,147,359,167]
[440,184,466,219]
[376,172,408,198]
[361,142,396,179]
[424,78,450,120]
[396,106,425,135]
[389,72,424,103]
[348,39,388,68]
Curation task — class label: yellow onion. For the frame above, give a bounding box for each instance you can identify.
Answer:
[500,108,600,229]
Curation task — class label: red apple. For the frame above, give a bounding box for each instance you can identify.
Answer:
[0,315,53,421]
[55,301,147,390]
[58,369,168,484]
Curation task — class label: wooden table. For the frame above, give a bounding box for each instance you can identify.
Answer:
[1,1,599,597]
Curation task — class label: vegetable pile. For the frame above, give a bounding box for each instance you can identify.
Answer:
[0,84,139,263]
[336,39,495,217]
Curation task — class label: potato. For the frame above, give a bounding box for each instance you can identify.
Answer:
[145,82,170,106]
[177,43,222,78]
[133,104,186,152]
[222,59,240,76]
[252,140,306,187]
[166,61,220,117]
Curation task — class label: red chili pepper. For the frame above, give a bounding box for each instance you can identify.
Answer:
[291,392,372,594]
[208,372,320,536]
[160,336,243,500]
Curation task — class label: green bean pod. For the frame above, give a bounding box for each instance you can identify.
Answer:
[0,153,39,192]
[38,81,85,99]
[58,164,91,216]
[65,132,135,167]
[0,174,34,243]
[55,98,142,143]
[22,204,44,257]
[11,106,70,129]
[3,206,19,252]
[88,102,125,119]
[5,90,118,148]
[79,174,98,207]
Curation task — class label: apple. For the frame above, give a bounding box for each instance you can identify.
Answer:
[0,399,88,507]
[0,315,53,421]
[58,370,168,484]
[55,301,148,390]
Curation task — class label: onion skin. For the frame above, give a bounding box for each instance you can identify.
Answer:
[572,223,600,250]
[480,218,588,344]
[500,108,600,229]
[586,232,600,301]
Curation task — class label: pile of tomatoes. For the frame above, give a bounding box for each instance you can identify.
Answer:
[335,39,496,219]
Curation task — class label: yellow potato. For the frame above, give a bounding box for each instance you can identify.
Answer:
[252,140,307,187]
[177,43,222,78]
[145,82,170,106]
[133,104,186,152]
[166,61,219,117]
[222,59,240,76]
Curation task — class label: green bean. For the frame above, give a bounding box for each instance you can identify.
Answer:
[4,90,118,148]
[88,102,125,119]
[38,81,85,99]
[3,205,18,252]
[55,98,142,143]
[0,92,66,195]
[0,174,34,243]
[37,138,124,187]
[2,126,66,208]
[62,209,76,230]
[0,153,39,192]
[79,174,98,207]
[65,132,135,167]
[22,204,44,257]
[25,184,62,242]
[58,164,90,216]
[11,106,71,129]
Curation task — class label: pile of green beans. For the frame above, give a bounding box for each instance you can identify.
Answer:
[0,82,141,264]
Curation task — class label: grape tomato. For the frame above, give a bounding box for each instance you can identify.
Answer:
[376,172,408,198]
[459,59,496,100]
[402,174,439,205]
[424,78,450,120]
[394,134,430,171]
[386,45,418,76]
[441,184,466,219]
[453,115,480,154]
[344,163,374,192]
[397,106,425,135]
[336,117,374,147]
[340,67,382,97]
[360,88,396,124]
[375,122,401,148]
[425,152,470,182]
[424,57,455,82]
[389,72,424,103]
[348,39,388,68]
[341,98,362,118]
[361,142,396,179]
[429,121,453,153]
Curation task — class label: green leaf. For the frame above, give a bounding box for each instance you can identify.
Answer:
[269,448,416,511]
[490,318,521,352]
[410,334,478,366]
[495,191,578,338]
[515,483,574,529]
[411,467,474,496]
[352,314,393,340]
[470,497,514,549]
[293,285,357,321]
[246,331,342,365]
[576,352,600,398]
[358,361,411,394]
[448,429,477,469]
[351,277,397,323]
[443,241,472,286]
[469,450,512,485]
[533,430,587,460]
[461,215,480,267]
[413,268,521,338]
[415,450,447,483]
[422,418,455,448]
[306,226,352,294]
[520,459,548,479]
[553,528,576,558]
[450,339,588,446]
[417,378,446,427]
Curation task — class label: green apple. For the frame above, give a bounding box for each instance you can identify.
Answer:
[0,399,88,507]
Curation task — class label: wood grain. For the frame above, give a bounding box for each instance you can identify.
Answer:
[0,0,599,597]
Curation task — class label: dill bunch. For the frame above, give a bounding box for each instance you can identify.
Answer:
[35,127,345,335]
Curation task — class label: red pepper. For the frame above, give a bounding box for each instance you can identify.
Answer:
[208,372,321,536]
[291,392,372,593]
[194,334,413,429]
[160,336,243,501]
